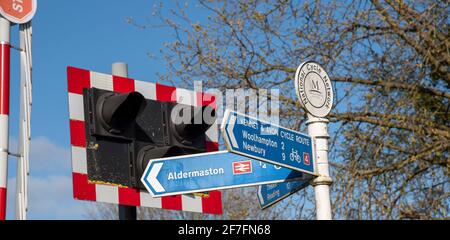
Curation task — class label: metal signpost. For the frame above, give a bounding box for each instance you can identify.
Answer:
[221,109,316,175]
[141,150,311,197]
[294,61,334,220]
[15,21,33,221]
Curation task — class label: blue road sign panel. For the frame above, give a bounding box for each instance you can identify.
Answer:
[141,151,308,197]
[221,109,316,175]
[258,176,313,209]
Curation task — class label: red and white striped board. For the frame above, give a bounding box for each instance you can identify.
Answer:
[66,66,222,215]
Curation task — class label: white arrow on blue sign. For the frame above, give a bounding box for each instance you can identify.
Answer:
[141,150,308,197]
[221,109,317,175]
[257,176,313,209]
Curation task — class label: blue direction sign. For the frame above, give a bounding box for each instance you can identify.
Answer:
[258,175,313,209]
[141,151,308,197]
[221,109,316,175]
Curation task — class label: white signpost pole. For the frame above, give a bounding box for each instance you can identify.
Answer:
[306,115,332,220]
[294,61,333,220]
[15,21,33,220]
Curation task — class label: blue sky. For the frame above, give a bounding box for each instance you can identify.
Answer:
[5,0,196,220]
[3,1,337,220]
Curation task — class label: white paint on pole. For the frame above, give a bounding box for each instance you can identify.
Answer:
[0,115,8,189]
[295,61,333,220]
[0,16,9,42]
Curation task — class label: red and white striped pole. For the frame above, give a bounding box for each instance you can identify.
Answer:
[0,16,11,220]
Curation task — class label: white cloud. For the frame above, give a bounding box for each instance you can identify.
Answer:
[6,136,87,219]
[8,136,71,175]
[27,175,87,219]
[7,175,88,220]
[29,136,71,174]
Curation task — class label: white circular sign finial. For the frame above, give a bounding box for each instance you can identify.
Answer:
[294,61,333,118]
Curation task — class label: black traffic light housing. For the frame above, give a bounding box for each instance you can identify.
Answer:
[83,87,215,190]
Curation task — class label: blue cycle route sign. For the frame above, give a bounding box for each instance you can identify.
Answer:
[141,151,309,197]
[221,109,317,175]
[257,175,314,209]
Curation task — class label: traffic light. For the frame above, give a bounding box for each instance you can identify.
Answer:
[82,87,215,190]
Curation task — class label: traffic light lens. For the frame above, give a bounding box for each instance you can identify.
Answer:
[100,92,146,134]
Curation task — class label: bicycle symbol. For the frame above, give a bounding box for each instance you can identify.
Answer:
[290,149,301,163]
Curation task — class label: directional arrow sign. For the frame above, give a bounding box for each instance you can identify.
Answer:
[258,176,313,210]
[141,151,308,197]
[221,109,316,175]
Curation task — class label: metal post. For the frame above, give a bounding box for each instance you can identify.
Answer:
[0,17,10,220]
[15,22,33,220]
[306,114,333,220]
[112,62,137,220]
